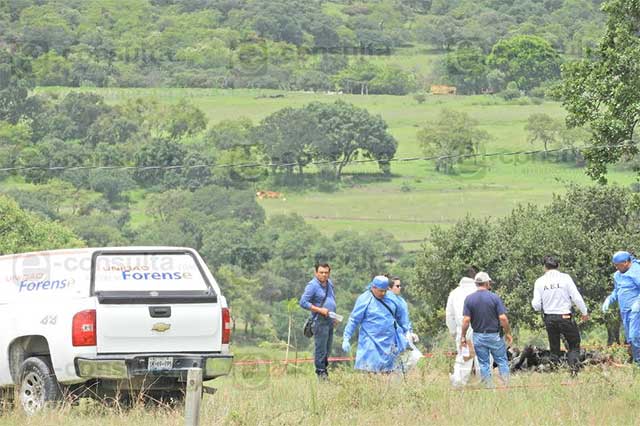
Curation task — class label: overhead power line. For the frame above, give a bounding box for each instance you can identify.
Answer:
[0,142,631,174]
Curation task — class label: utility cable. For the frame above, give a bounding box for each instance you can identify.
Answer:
[0,141,632,174]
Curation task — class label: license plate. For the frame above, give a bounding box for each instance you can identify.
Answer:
[148,357,173,371]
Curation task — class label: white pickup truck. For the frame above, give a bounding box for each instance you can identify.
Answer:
[0,247,233,413]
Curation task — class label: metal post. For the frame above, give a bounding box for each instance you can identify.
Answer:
[184,368,203,426]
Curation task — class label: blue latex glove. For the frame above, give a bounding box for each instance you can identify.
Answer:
[632,299,640,313]
[342,340,351,353]
[602,296,611,313]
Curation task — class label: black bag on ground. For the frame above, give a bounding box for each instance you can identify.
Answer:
[302,284,330,338]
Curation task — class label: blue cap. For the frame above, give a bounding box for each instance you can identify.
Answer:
[612,251,632,264]
[370,276,390,290]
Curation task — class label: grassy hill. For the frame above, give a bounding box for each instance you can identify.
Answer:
[37,87,636,251]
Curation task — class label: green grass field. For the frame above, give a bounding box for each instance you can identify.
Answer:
[34,88,637,248]
[2,356,639,425]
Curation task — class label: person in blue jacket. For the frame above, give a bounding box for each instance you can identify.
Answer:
[342,276,409,373]
[602,251,640,363]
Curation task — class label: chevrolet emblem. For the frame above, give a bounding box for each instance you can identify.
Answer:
[151,322,171,332]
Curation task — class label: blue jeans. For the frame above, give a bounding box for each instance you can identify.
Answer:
[473,332,510,385]
[313,316,334,377]
[621,310,640,363]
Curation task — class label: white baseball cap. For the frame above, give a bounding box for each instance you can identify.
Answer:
[474,271,493,284]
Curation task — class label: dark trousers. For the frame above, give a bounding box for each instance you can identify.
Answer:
[313,316,334,377]
[544,314,581,371]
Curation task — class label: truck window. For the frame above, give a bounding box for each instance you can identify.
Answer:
[93,252,210,293]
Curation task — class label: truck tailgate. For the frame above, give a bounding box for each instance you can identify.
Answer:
[96,303,221,354]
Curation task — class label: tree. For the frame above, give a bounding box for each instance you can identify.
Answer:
[316,54,348,76]
[162,99,207,140]
[294,69,333,92]
[0,195,83,255]
[0,50,34,124]
[189,185,266,225]
[16,146,49,184]
[212,144,265,188]
[65,213,129,247]
[397,0,431,14]
[253,107,319,176]
[87,170,136,204]
[17,4,77,57]
[460,12,514,54]
[415,15,464,51]
[487,35,561,92]
[133,137,187,188]
[208,118,254,151]
[556,0,640,183]
[441,47,489,94]
[145,189,193,222]
[0,120,31,170]
[85,111,141,147]
[200,219,269,272]
[257,213,324,300]
[417,109,489,174]
[305,101,398,179]
[11,179,95,218]
[333,59,380,95]
[206,118,264,187]
[48,92,110,140]
[525,113,562,157]
[558,126,589,165]
[215,265,267,338]
[369,65,416,95]
[133,218,202,249]
[31,51,73,86]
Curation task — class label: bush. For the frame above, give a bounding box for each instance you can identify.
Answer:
[413,184,640,336]
[499,81,521,100]
[528,86,547,99]
[317,179,339,192]
[511,96,533,105]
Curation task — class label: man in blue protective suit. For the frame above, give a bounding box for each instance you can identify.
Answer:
[602,251,640,363]
[342,276,410,373]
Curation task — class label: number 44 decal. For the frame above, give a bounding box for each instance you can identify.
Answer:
[40,315,57,325]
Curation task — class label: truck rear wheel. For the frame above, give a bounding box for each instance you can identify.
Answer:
[18,357,62,414]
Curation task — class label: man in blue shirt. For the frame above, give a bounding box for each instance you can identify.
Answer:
[461,271,512,387]
[299,263,337,379]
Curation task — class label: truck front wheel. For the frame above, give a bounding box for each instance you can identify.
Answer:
[18,357,62,414]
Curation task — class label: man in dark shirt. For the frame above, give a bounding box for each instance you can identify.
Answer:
[461,271,512,387]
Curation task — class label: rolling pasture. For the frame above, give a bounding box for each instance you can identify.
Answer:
[37,87,635,251]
